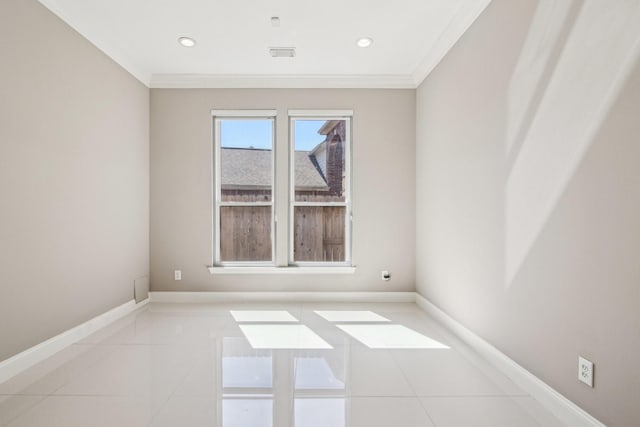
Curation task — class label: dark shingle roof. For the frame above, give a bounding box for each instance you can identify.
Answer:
[220,148,327,190]
[293,151,328,189]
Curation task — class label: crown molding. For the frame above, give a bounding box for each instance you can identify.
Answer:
[39,0,488,90]
[150,73,417,89]
[411,0,492,87]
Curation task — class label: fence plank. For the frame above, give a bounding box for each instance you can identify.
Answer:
[219,204,345,263]
[294,206,345,262]
[220,206,271,261]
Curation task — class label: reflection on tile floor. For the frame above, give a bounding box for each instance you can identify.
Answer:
[0,303,565,426]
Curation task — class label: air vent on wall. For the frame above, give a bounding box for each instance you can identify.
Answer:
[269,47,296,58]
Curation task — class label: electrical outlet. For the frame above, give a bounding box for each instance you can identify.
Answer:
[578,356,593,387]
[174,270,182,281]
[381,270,390,281]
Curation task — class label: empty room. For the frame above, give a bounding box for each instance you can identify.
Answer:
[1,0,638,426]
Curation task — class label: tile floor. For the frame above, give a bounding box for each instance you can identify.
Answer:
[0,302,565,426]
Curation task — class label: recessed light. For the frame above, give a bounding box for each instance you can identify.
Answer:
[356,37,373,48]
[178,37,196,47]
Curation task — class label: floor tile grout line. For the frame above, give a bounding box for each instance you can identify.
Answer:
[30,393,129,397]
[3,392,528,398]
[413,308,531,397]
[0,394,48,397]
[2,302,562,426]
[416,396,438,427]
[416,395,553,427]
[388,348,420,398]
[1,394,48,427]
[417,394,534,399]
[387,348,437,426]
[47,344,119,398]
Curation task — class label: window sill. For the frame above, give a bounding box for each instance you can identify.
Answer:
[207,266,356,275]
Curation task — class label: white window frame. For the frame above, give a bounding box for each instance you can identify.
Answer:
[288,111,353,267]
[212,110,277,267]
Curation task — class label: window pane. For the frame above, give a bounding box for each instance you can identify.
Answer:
[220,119,272,202]
[294,206,345,262]
[293,120,346,202]
[223,399,273,427]
[295,399,345,427]
[222,357,273,388]
[295,357,345,390]
[220,206,272,262]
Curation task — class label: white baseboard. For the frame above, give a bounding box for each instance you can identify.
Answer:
[0,298,149,384]
[149,291,416,303]
[415,293,605,427]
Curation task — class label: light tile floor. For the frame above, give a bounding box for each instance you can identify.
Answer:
[0,302,565,426]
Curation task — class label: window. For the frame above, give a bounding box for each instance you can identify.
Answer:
[290,116,351,265]
[213,111,276,265]
[212,109,352,270]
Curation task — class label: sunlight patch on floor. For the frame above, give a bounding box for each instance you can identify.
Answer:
[239,325,332,349]
[337,324,449,349]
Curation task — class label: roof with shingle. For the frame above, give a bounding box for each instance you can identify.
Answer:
[220,148,328,190]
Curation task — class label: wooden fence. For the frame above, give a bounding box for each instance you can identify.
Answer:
[220,206,272,261]
[219,205,345,262]
[293,206,345,262]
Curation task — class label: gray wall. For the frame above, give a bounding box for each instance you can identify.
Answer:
[416,0,640,426]
[150,89,415,292]
[0,0,149,361]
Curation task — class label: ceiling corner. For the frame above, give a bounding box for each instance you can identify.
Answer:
[411,0,493,88]
[38,0,152,87]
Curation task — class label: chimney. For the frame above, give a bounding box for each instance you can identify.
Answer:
[325,121,345,196]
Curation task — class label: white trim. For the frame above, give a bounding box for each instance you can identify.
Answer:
[150,291,413,303]
[288,110,354,117]
[151,74,416,89]
[288,115,352,266]
[287,202,348,207]
[213,115,276,265]
[213,118,221,265]
[219,202,273,207]
[211,109,277,117]
[0,298,149,384]
[414,293,606,427]
[208,266,356,275]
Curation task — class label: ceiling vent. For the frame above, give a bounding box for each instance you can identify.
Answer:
[269,47,296,58]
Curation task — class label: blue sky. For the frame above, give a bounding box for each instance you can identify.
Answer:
[220,120,326,151]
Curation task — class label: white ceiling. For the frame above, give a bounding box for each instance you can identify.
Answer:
[39,0,491,88]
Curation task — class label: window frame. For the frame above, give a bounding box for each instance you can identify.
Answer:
[212,110,277,267]
[288,112,353,267]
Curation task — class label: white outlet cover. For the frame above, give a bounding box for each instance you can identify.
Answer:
[578,356,594,387]
[174,270,182,281]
